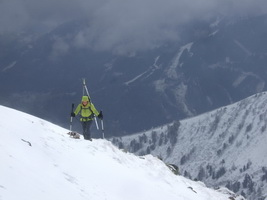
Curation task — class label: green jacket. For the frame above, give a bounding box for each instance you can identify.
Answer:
[74,102,99,122]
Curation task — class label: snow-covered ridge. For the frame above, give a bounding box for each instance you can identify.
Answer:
[112,91,267,200]
[0,105,243,200]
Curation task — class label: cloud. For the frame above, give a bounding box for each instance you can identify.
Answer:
[49,36,70,60]
[1,0,267,54]
[0,0,29,33]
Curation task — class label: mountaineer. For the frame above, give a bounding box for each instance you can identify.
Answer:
[71,96,103,140]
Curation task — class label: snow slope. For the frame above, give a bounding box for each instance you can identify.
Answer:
[112,92,267,200]
[0,105,244,200]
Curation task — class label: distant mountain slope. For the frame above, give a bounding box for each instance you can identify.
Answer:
[0,15,267,135]
[112,91,267,200]
[0,105,244,200]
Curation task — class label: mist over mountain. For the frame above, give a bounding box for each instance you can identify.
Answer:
[0,1,267,135]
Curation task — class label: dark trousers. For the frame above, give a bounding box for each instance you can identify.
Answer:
[81,120,93,140]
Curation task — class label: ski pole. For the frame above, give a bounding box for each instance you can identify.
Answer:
[82,78,99,130]
[70,103,74,132]
[101,119,105,139]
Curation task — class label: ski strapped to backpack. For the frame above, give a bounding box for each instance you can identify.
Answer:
[82,78,99,130]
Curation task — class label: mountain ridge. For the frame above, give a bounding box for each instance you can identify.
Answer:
[112,91,267,200]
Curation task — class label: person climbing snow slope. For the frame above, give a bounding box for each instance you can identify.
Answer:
[71,96,103,140]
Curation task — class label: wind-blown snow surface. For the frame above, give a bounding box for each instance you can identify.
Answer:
[0,105,243,200]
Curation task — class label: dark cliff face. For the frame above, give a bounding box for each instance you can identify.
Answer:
[1,15,267,136]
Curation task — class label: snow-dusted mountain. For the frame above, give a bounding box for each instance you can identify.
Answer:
[0,105,245,200]
[112,91,267,200]
[1,14,267,135]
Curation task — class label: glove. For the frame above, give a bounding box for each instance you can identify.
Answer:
[71,112,75,117]
[98,111,103,120]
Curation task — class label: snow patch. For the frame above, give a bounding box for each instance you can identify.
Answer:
[233,72,265,92]
[173,83,193,116]
[125,56,160,86]
[210,18,221,28]
[2,61,17,72]
[166,43,193,79]
[234,40,252,56]
[154,79,167,92]
[209,30,219,36]
[125,71,148,85]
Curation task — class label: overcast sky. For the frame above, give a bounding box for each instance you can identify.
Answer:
[1,0,266,54]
